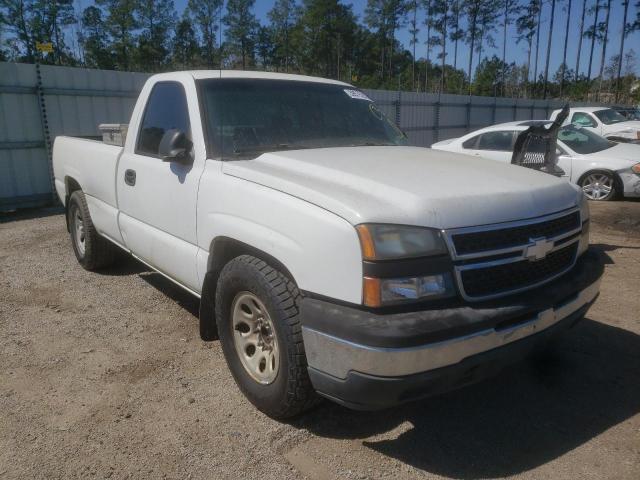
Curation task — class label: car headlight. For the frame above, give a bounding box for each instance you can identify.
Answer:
[632,163,640,175]
[355,224,448,260]
[577,192,590,256]
[356,224,454,306]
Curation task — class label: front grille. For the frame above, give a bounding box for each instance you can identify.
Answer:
[460,243,577,298]
[452,211,580,256]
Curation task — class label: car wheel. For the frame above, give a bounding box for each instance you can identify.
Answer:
[67,191,118,270]
[580,171,616,201]
[215,255,318,419]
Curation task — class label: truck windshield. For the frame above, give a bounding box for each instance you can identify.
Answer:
[198,78,407,159]
[593,108,627,125]
[557,125,614,154]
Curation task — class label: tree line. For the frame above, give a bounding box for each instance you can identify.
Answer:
[1,0,639,102]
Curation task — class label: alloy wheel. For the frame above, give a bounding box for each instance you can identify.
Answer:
[582,173,613,201]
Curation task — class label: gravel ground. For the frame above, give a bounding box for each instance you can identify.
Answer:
[1,201,639,480]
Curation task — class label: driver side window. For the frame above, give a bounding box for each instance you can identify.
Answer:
[136,82,191,158]
[571,112,597,128]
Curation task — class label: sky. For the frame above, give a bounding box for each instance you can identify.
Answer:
[74,0,640,76]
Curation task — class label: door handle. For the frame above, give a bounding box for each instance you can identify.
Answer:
[124,169,136,186]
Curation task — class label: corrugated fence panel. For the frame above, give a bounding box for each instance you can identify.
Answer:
[40,65,149,139]
[0,62,610,211]
[0,62,150,211]
[0,63,51,209]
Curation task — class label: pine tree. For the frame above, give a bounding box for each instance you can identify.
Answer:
[96,0,137,70]
[596,0,611,98]
[34,0,77,64]
[615,0,631,100]
[172,12,200,68]
[407,0,419,90]
[501,0,520,94]
[532,0,542,95]
[0,0,38,61]
[297,0,357,79]
[449,0,463,82]
[575,0,587,81]
[268,0,299,72]
[223,0,258,70]
[188,0,223,68]
[422,0,432,91]
[463,0,484,95]
[135,0,176,71]
[543,0,557,98]
[255,25,276,69]
[430,0,448,92]
[560,0,573,96]
[585,0,601,79]
[516,0,540,95]
[79,5,114,69]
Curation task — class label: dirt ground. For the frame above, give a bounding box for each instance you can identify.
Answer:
[1,201,639,480]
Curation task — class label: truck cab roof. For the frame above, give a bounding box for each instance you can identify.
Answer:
[148,70,351,87]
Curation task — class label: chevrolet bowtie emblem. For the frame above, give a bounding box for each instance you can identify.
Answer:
[525,237,554,261]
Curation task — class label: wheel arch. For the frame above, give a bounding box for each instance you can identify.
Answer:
[64,176,83,231]
[199,236,298,341]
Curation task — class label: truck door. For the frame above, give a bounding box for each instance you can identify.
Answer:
[116,78,206,293]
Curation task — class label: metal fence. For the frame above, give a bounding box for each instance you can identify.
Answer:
[0,62,149,211]
[0,62,602,212]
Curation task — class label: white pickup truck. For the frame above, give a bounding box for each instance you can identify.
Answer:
[53,71,603,419]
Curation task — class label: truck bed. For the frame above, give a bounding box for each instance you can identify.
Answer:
[52,136,125,245]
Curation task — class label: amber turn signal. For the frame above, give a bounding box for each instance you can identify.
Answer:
[355,225,377,260]
[363,277,382,307]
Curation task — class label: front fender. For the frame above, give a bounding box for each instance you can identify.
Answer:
[197,163,363,304]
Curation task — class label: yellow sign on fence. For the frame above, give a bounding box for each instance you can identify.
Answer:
[35,42,53,53]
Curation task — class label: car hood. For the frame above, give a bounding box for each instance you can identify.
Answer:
[602,120,640,138]
[222,146,580,229]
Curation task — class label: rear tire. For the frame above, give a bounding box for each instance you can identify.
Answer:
[215,255,318,419]
[67,191,117,270]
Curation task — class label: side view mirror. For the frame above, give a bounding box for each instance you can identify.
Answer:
[159,129,193,164]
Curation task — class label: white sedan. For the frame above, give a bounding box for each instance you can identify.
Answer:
[431,121,640,201]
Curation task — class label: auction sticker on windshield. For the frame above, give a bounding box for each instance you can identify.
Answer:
[344,89,372,101]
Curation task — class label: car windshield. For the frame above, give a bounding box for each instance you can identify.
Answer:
[625,108,640,120]
[198,78,407,159]
[557,125,614,154]
[593,108,627,125]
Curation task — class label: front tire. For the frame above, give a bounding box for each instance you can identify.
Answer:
[580,171,616,201]
[67,191,117,270]
[215,255,318,419]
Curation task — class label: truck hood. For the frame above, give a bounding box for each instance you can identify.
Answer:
[602,121,640,139]
[222,146,580,229]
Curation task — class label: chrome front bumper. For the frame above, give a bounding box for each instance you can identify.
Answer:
[303,277,600,380]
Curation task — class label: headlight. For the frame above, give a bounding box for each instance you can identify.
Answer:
[577,192,590,256]
[364,274,455,307]
[632,163,640,174]
[356,224,454,306]
[355,224,448,260]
